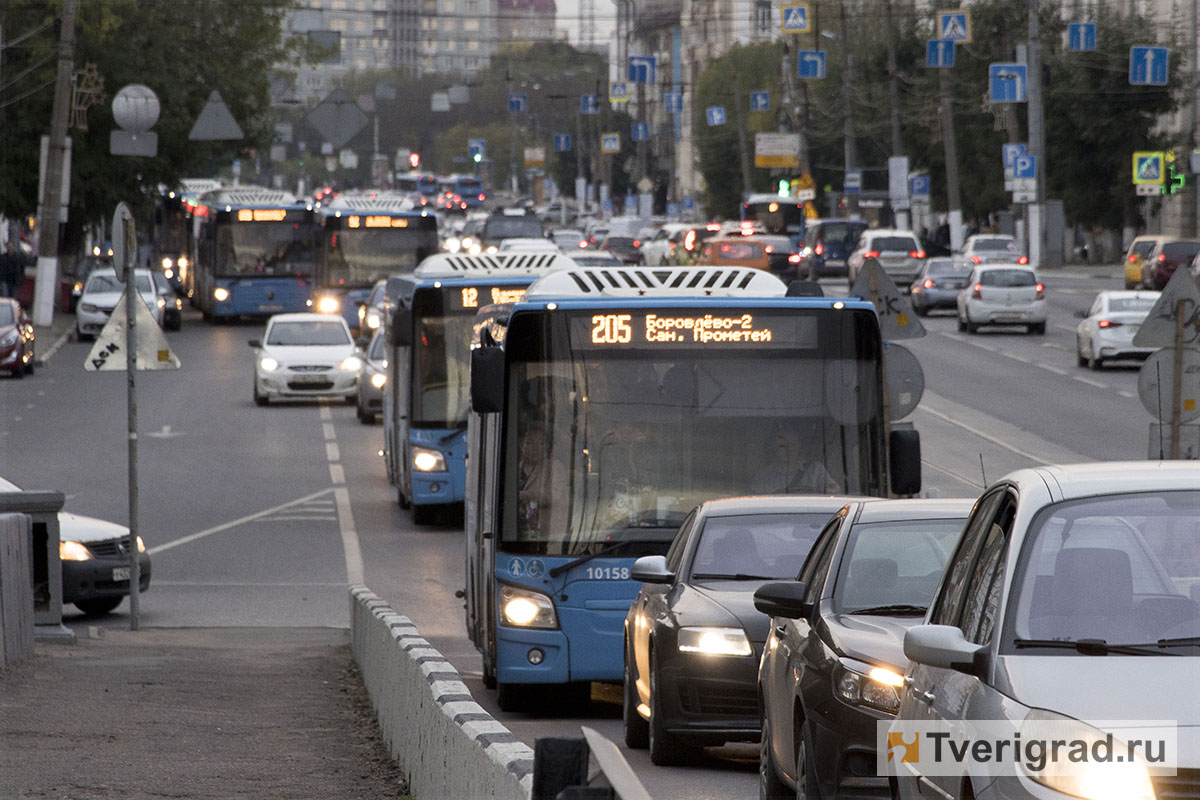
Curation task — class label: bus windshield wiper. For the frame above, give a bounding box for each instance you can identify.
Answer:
[1012,638,1179,656]
[549,539,634,578]
[439,421,468,444]
[846,604,927,616]
[691,573,776,581]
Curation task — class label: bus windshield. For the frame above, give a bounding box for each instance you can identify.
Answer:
[411,288,475,427]
[217,221,317,277]
[742,199,806,240]
[501,307,886,555]
[324,223,436,287]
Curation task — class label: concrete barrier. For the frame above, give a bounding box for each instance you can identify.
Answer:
[350,585,533,800]
[0,513,34,667]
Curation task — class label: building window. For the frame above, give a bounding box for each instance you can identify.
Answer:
[467,38,479,50]
[329,18,347,31]
[755,0,770,34]
[444,0,455,10]
[355,19,368,31]
[463,18,479,30]
[331,0,348,8]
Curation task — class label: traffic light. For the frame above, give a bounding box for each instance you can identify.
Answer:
[777,179,790,197]
[473,151,482,164]
[409,152,420,169]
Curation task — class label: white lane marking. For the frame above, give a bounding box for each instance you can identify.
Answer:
[41,328,73,363]
[918,390,1091,465]
[323,423,336,440]
[320,406,332,421]
[153,581,347,587]
[922,459,984,491]
[329,463,345,484]
[335,486,364,584]
[1073,375,1108,388]
[149,488,335,555]
[1119,391,1136,399]
[326,441,340,462]
[1040,364,1068,375]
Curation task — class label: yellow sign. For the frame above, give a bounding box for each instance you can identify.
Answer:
[1132,152,1165,185]
[755,154,800,169]
[524,146,546,167]
[348,215,410,228]
[609,82,629,103]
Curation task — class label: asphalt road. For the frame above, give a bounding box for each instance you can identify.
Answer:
[0,264,1152,800]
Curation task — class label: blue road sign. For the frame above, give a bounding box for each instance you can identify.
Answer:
[926,39,955,68]
[706,106,726,126]
[581,94,600,115]
[468,138,486,159]
[844,169,862,194]
[602,197,613,213]
[601,133,620,153]
[1013,154,1037,179]
[938,11,970,42]
[750,91,770,112]
[610,82,629,102]
[682,195,695,210]
[508,93,528,113]
[628,56,656,84]
[989,63,1028,102]
[1002,143,1027,171]
[664,92,683,113]
[631,122,650,142]
[1129,46,1169,86]
[797,50,827,79]
[1068,22,1096,52]
[910,175,931,196]
[553,133,572,152]
[666,202,681,218]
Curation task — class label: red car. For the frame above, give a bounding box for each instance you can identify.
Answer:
[0,297,35,377]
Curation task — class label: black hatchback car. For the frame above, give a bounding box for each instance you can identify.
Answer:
[799,219,868,280]
[622,495,856,765]
[755,498,973,799]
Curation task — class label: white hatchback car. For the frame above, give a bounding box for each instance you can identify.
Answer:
[1075,290,1159,370]
[957,264,1046,334]
[249,312,361,406]
[75,268,164,340]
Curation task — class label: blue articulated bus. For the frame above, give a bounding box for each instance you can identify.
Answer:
[464,265,922,710]
[383,252,580,524]
[315,193,440,333]
[190,187,319,320]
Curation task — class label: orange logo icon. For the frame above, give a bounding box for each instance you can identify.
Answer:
[887,731,920,763]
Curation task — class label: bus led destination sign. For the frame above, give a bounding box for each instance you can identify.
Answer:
[347,215,410,229]
[457,285,527,309]
[236,209,290,222]
[574,310,817,348]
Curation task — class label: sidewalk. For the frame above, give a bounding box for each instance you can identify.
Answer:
[0,627,409,799]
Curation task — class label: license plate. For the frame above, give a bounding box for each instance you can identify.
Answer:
[995,313,1022,322]
[112,567,130,581]
[291,373,328,384]
[258,304,284,312]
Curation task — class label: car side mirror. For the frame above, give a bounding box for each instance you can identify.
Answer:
[753,580,810,620]
[630,555,674,585]
[903,624,987,677]
[470,346,505,414]
[248,339,261,348]
[889,428,922,496]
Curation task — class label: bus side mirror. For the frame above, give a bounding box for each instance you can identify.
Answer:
[786,280,824,297]
[471,347,505,413]
[389,307,412,347]
[890,428,922,496]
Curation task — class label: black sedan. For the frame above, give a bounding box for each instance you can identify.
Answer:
[622,495,857,765]
[755,498,972,799]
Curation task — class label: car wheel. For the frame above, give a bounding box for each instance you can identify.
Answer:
[1029,322,1046,335]
[1076,346,1087,368]
[75,597,123,616]
[966,320,979,334]
[1088,348,1103,370]
[345,393,356,405]
[648,646,698,766]
[623,638,649,749]
[359,408,375,425]
[795,720,820,800]
[759,708,791,799]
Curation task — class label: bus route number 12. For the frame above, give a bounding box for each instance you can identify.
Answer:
[592,314,633,344]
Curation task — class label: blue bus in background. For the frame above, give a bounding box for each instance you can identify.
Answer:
[382,252,578,525]
[464,265,922,710]
[315,193,440,332]
[189,186,319,320]
[454,175,486,209]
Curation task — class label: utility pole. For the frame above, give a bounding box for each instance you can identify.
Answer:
[1187,0,1199,237]
[1026,0,1046,267]
[885,0,908,229]
[939,65,964,252]
[33,0,77,327]
[731,72,754,197]
[839,0,859,217]
[507,68,519,195]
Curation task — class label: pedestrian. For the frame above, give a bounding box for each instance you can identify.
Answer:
[0,241,24,300]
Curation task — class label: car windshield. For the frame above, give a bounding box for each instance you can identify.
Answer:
[86,274,152,294]
[485,216,542,239]
[0,304,14,325]
[818,223,864,247]
[266,320,351,346]
[1011,491,1200,649]
[689,513,834,580]
[926,259,965,275]
[1108,296,1158,312]
[980,269,1035,287]
[833,519,965,614]
[1161,242,1200,261]
[974,238,1017,252]
[873,236,918,252]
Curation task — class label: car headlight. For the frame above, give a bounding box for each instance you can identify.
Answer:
[316,296,341,314]
[177,255,188,269]
[162,257,173,269]
[411,446,446,472]
[174,298,182,310]
[163,268,174,280]
[0,330,18,347]
[136,536,146,552]
[80,302,98,313]
[834,661,903,714]
[461,236,475,250]
[157,296,166,309]
[73,282,83,295]
[60,541,92,561]
[213,287,230,302]
[445,237,461,253]
[1019,710,1157,800]
[677,626,753,657]
[259,355,280,372]
[499,584,558,628]
[365,309,381,329]
[370,372,386,389]
[338,355,363,372]
[486,245,498,254]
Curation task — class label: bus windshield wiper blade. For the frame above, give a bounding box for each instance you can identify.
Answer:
[847,604,927,616]
[691,573,776,581]
[1012,638,1178,656]
[438,422,468,444]
[548,540,632,578]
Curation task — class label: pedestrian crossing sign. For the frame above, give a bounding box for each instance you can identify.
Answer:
[1133,152,1164,185]
[780,3,811,34]
[937,9,971,43]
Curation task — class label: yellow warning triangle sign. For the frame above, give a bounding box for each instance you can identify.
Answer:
[84,288,181,371]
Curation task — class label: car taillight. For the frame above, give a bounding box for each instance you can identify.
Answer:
[479,193,486,201]
[923,278,936,289]
[1128,254,1139,263]
[707,223,722,231]
[1017,255,1029,264]
[909,250,926,258]
[764,245,774,253]
[971,256,982,264]
[633,240,641,248]
[788,253,801,264]
[864,250,880,259]
[972,282,982,299]
[1158,253,1167,262]
[814,243,824,255]
[1098,319,1123,328]
[1035,282,1045,299]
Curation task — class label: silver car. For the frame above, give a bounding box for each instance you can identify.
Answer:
[356,329,387,424]
[892,461,1200,800]
[847,229,926,289]
[1075,290,1159,370]
[956,264,1047,335]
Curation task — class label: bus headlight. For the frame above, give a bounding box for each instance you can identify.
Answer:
[370,372,387,389]
[486,245,498,254]
[162,257,173,270]
[316,296,341,314]
[678,627,753,657]
[412,446,446,472]
[500,585,558,629]
[445,237,461,253]
[163,268,174,280]
[213,287,230,302]
[259,355,280,372]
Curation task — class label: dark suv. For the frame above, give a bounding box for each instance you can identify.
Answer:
[1147,238,1200,289]
[798,219,868,280]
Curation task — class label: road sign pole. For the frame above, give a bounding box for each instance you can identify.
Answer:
[1026,0,1047,267]
[117,210,141,631]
